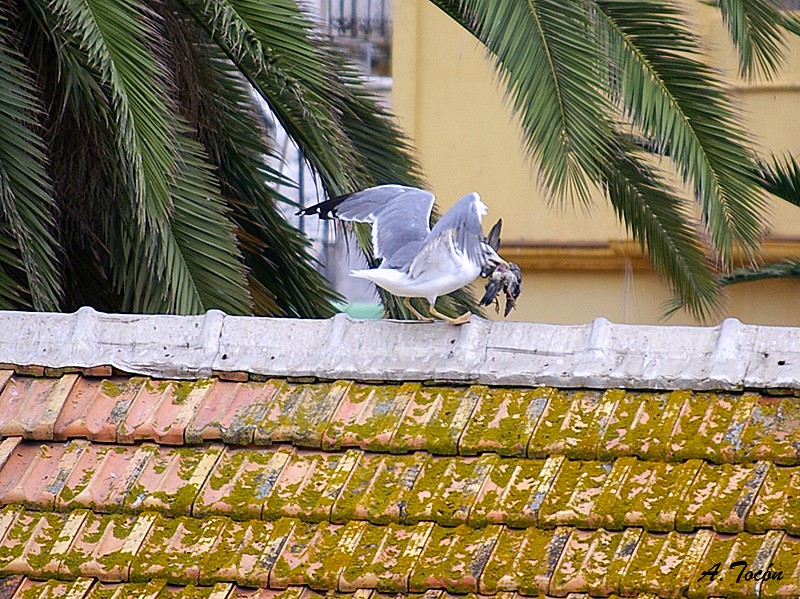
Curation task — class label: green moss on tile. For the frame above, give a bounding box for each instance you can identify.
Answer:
[391,386,479,456]
[460,387,550,457]
[171,378,212,405]
[101,380,125,398]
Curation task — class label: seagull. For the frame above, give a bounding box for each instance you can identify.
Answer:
[297,184,508,325]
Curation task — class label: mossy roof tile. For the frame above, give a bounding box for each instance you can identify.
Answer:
[747,464,800,535]
[459,387,549,457]
[331,452,426,525]
[549,527,642,596]
[185,381,280,445]
[668,392,758,464]
[619,529,713,599]
[59,511,155,581]
[269,520,352,589]
[537,459,611,528]
[194,446,293,521]
[0,366,799,599]
[686,530,784,599]
[597,390,685,462]
[262,449,360,523]
[478,525,569,595]
[390,385,478,455]
[527,390,605,460]
[676,461,770,533]
[129,514,228,585]
[404,454,498,526]
[740,395,800,464]
[253,381,349,448]
[592,458,702,532]
[338,521,434,593]
[408,523,502,594]
[322,383,418,452]
[198,518,294,588]
[468,457,549,528]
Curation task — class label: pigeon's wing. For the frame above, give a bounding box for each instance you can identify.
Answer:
[298,185,435,266]
[485,219,502,251]
[408,192,487,279]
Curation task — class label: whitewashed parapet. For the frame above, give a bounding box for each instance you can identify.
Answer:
[0,307,796,390]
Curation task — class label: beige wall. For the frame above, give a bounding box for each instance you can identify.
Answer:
[392,0,800,325]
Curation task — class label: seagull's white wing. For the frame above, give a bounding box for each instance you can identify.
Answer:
[408,192,486,279]
[298,185,435,266]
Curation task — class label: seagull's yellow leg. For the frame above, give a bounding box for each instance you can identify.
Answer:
[429,302,473,326]
[403,297,433,322]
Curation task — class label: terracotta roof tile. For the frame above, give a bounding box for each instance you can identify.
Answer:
[0,374,76,440]
[1,365,799,599]
[123,444,223,516]
[459,387,549,457]
[253,381,349,448]
[117,379,213,445]
[390,385,478,455]
[331,452,425,525]
[185,380,279,445]
[194,446,293,520]
[262,449,359,523]
[52,377,143,442]
[740,394,800,464]
[408,523,502,594]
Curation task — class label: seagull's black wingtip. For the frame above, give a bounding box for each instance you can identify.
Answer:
[296,193,354,219]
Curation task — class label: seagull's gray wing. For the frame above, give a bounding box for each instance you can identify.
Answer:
[408,192,486,278]
[297,184,435,267]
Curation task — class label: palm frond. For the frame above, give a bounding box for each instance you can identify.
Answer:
[182,30,340,317]
[720,259,800,284]
[432,0,615,204]
[0,25,61,310]
[178,0,364,195]
[605,135,720,320]
[711,0,787,79]
[50,0,178,231]
[595,0,767,265]
[752,153,800,208]
[169,134,253,314]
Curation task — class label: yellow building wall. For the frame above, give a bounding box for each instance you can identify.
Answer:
[392,0,800,325]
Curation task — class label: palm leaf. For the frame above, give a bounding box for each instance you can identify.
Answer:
[0,24,61,310]
[594,0,767,264]
[605,135,720,320]
[752,153,800,208]
[50,0,178,231]
[711,0,788,79]
[432,0,615,204]
[721,259,800,284]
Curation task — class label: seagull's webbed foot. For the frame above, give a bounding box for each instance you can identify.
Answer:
[403,297,433,322]
[429,303,473,326]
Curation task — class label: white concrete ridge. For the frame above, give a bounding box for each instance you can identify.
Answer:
[0,307,797,390]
